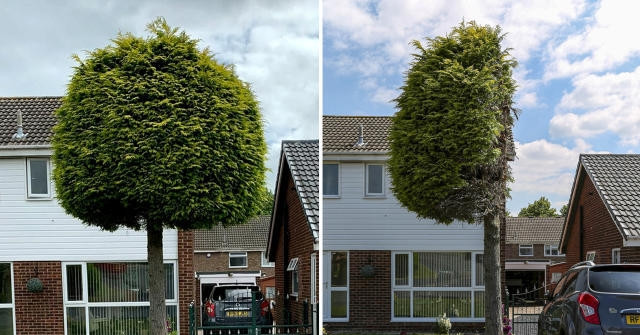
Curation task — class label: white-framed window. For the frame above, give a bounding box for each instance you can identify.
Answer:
[229,252,248,268]
[519,244,534,256]
[261,252,275,268]
[62,261,178,335]
[612,248,621,264]
[586,251,596,262]
[323,163,340,197]
[391,251,485,321]
[0,263,15,335]
[287,258,299,296]
[365,164,385,196]
[551,272,562,283]
[544,245,563,256]
[325,251,348,322]
[26,157,51,199]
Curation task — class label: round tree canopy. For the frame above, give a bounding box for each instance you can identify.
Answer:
[52,19,266,231]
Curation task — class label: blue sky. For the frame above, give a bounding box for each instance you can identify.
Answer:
[323,0,640,215]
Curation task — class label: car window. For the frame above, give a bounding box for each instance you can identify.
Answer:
[552,274,569,298]
[560,271,579,297]
[211,286,259,301]
[590,266,640,293]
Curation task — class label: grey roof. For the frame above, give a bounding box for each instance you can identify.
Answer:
[0,97,62,147]
[506,217,565,244]
[323,115,392,152]
[282,140,319,239]
[581,154,640,238]
[194,215,270,251]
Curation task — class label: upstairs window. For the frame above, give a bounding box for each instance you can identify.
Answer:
[519,244,533,256]
[365,164,384,196]
[27,158,51,198]
[544,245,562,256]
[229,252,248,268]
[612,248,621,264]
[261,252,274,267]
[323,163,339,196]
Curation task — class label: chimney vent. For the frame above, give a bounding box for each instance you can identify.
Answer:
[12,110,28,139]
[355,124,365,147]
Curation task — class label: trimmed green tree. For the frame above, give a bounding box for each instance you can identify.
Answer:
[518,196,558,217]
[52,18,266,335]
[389,21,517,335]
[560,204,569,217]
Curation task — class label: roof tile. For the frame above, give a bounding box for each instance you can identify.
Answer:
[0,97,61,147]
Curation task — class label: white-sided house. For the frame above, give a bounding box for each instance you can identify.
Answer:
[323,116,488,332]
[0,97,194,335]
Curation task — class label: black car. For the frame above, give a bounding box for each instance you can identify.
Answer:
[538,261,640,335]
[203,284,271,334]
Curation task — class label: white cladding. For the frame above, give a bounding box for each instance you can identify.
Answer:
[323,156,484,251]
[0,157,178,261]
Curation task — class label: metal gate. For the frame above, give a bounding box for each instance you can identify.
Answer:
[189,295,317,335]
[506,287,547,335]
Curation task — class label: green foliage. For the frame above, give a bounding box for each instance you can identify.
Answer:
[560,204,569,217]
[518,196,558,217]
[257,187,275,216]
[52,18,267,231]
[389,21,517,223]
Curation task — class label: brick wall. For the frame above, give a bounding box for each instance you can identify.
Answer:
[564,172,624,267]
[178,230,194,335]
[14,261,64,335]
[273,171,318,326]
[324,250,484,333]
[193,251,274,278]
[505,243,566,263]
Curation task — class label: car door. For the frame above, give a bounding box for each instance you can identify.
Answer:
[556,271,580,335]
[541,274,569,335]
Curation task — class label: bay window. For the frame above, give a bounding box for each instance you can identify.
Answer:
[392,252,484,320]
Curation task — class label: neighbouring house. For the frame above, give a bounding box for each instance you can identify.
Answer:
[322,116,507,333]
[0,97,195,335]
[505,217,565,298]
[266,140,319,332]
[193,215,275,319]
[560,154,640,267]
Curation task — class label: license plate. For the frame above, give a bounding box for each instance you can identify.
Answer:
[226,310,249,317]
[626,315,640,324]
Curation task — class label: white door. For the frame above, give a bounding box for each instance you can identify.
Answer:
[323,251,349,322]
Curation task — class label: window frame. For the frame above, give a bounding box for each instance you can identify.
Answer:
[61,261,179,335]
[612,248,621,264]
[323,162,340,197]
[0,262,16,335]
[551,272,562,283]
[364,163,385,197]
[586,251,596,262]
[544,245,563,256]
[326,251,349,322]
[287,257,300,297]
[519,244,534,257]
[228,252,248,268]
[390,251,485,322]
[261,252,275,268]
[26,157,52,199]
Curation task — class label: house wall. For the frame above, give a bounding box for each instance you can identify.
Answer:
[13,261,64,335]
[505,244,566,263]
[273,173,318,326]
[193,251,274,278]
[0,157,178,262]
[323,159,484,251]
[564,173,624,266]
[178,230,194,335]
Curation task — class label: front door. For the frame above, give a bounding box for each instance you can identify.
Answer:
[323,251,349,322]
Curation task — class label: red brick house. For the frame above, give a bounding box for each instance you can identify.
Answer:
[559,154,640,267]
[266,140,319,331]
[193,215,275,323]
[505,217,565,297]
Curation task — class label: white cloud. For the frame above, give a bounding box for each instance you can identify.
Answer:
[518,92,539,108]
[510,139,597,195]
[371,87,398,104]
[551,66,640,145]
[545,0,640,80]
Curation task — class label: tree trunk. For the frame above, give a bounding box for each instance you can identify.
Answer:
[484,214,502,335]
[148,224,167,335]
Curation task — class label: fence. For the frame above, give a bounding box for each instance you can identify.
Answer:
[189,291,316,335]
